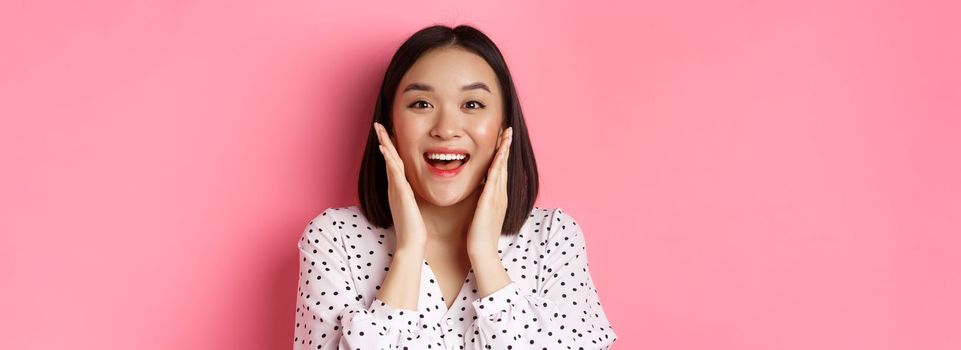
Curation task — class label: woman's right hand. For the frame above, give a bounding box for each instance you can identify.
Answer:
[373,122,429,251]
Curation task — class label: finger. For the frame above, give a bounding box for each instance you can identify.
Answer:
[503,127,512,161]
[375,123,402,162]
[496,127,512,171]
[500,127,512,178]
[374,124,402,177]
[496,128,512,188]
[487,127,512,182]
[375,124,406,178]
[380,130,406,176]
[378,144,394,182]
[374,122,394,153]
[379,146,398,179]
[382,145,402,178]
[374,124,389,162]
[373,122,387,145]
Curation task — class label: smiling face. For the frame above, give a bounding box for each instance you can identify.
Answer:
[389,46,504,207]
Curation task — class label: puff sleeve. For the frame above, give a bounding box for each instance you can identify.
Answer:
[291,209,444,349]
[465,209,618,349]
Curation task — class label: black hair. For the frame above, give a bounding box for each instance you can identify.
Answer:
[357,24,538,236]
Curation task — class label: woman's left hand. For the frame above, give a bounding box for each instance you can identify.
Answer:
[467,126,513,257]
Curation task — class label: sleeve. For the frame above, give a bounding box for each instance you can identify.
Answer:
[464,208,618,350]
[291,209,444,350]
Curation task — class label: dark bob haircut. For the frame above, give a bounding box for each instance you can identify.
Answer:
[357,24,539,236]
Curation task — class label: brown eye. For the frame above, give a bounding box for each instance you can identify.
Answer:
[408,100,432,109]
[464,100,486,109]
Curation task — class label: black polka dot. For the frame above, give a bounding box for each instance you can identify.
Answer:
[292,206,617,349]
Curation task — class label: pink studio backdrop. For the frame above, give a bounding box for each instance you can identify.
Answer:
[1,1,959,349]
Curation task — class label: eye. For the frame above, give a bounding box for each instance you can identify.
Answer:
[408,100,432,109]
[464,100,486,109]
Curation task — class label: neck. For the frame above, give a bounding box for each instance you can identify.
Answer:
[415,187,481,244]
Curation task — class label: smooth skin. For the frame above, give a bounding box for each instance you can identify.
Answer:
[371,46,514,311]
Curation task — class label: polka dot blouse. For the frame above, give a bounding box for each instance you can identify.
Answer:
[292,205,618,349]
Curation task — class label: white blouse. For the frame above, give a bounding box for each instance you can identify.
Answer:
[292,205,618,349]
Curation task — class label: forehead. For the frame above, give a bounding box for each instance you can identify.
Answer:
[399,47,500,95]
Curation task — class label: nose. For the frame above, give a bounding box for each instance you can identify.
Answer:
[429,107,463,140]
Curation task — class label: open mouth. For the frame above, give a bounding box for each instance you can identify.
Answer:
[423,153,470,169]
[424,153,470,178]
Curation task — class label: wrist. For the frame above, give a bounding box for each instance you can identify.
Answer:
[394,243,427,260]
[397,236,428,253]
[467,245,499,260]
[394,246,427,260]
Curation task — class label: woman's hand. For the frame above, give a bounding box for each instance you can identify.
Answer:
[373,122,429,251]
[466,126,513,257]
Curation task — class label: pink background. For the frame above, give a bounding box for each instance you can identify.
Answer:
[2,1,959,349]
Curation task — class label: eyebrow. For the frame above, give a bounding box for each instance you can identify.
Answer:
[402,82,491,94]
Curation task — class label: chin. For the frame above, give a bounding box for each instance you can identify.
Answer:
[416,178,481,207]
[421,187,469,207]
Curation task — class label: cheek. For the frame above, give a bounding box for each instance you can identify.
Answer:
[468,123,502,152]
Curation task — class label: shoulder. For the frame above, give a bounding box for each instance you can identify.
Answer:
[305,204,367,229]
[526,206,584,242]
[300,205,369,242]
[519,206,591,267]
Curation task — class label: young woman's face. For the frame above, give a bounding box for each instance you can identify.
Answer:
[389,46,504,207]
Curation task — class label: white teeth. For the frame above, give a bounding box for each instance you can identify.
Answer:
[426,153,467,161]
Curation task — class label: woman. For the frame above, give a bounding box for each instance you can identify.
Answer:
[293,24,617,349]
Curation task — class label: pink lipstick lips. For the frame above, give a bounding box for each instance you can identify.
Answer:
[423,147,470,178]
